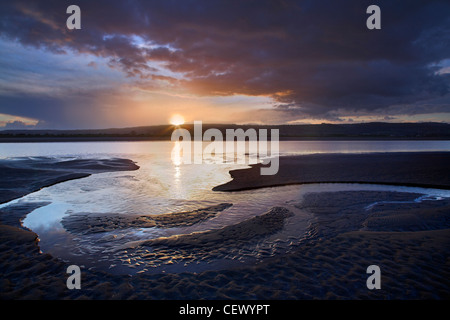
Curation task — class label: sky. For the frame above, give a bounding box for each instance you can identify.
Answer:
[0,0,449,129]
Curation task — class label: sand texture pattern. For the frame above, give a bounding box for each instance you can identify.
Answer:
[61,203,233,235]
[1,154,449,299]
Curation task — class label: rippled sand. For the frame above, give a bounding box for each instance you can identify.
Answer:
[61,203,233,235]
[2,192,449,299]
[1,154,449,299]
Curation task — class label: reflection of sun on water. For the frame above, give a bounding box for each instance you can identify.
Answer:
[171,141,182,180]
[175,166,180,178]
[171,141,182,167]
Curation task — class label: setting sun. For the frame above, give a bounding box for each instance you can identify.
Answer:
[169,114,185,126]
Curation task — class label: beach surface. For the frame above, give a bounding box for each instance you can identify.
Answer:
[0,157,140,204]
[61,203,233,235]
[0,153,449,299]
[214,152,450,191]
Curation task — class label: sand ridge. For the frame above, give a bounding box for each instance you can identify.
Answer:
[140,206,294,248]
[0,157,140,204]
[214,152,450,191]
[61,203,233,235]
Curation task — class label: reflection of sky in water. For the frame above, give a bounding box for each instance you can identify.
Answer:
[0,140,449,274]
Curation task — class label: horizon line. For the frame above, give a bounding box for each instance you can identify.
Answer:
[1,121,450,132]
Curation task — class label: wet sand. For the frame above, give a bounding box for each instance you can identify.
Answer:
[0,157,140,204]
[2,194,449,300]
[1,154,449,299]
[61,203,233,235]
[140,207,294,248]
[0,157,139,299]
[214,152,450,191]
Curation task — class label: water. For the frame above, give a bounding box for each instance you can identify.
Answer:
[1,140,450,159]
[1,140,449,274]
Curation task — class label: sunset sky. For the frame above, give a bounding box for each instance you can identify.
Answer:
[0,0,449,129]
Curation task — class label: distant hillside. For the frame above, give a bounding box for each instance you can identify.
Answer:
[0,122,449,141]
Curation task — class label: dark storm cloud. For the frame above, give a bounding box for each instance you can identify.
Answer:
[0,0,449,122]
[0,92,110,129]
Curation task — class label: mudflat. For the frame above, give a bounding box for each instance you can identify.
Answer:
[214,152,450,191]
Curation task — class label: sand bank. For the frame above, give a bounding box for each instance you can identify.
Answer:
[0,157,139,204]
[140,207,293,248]
[61,203,233,235]
[111,207,295,272]
[214,152,450,191]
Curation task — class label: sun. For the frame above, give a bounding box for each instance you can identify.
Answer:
[169,114,185,126]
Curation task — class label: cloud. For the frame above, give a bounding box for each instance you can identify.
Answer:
[0,0,449,126]
[1,120,35,129]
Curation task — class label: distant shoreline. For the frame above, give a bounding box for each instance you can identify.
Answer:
[1,136,450,143]
[1,122,449,142]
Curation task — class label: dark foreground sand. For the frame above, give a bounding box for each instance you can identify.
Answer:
[0,154,449,299]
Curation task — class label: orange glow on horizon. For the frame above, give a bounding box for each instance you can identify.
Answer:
[169,114,185,126]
